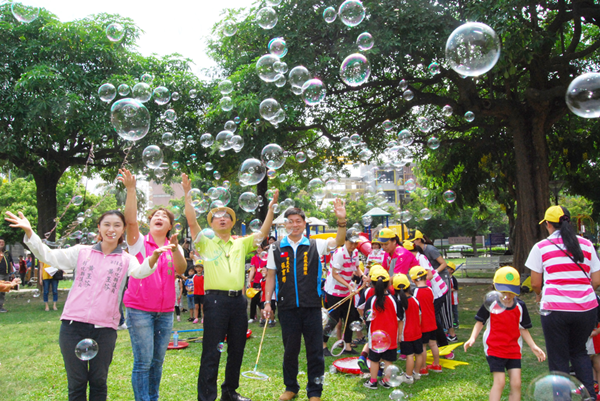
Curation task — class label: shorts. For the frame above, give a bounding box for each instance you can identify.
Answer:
[194,295,204,306]
[187,296,195,310]
[486,356,521,372]
[421,330,437,343]
[368,348,397,363]
[400,338,423,355]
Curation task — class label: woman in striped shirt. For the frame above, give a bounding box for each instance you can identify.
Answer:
[526,205,600,398]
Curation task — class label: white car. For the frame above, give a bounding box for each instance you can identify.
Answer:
[448,245,473,252]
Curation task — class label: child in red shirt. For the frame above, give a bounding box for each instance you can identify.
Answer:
[410,266,441,375]
[393,274,422,383]
[192,265,204,324]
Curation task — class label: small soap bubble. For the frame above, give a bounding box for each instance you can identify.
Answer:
[484,291,507,314]
[289,66,311,89]
[249,219,262,233]
[398,129,413,146]
[429,62,440,75]
[403,89,414,101]
[142,145,163,169]
[427,136,440,150]
[307,178,326,200]
[32,289,40,298]
[72,195,84,206]
[405,179,417,192]
[75,339,99,361]
[118,84,130,96]
[132,83,152,103]
[528,371,589,400]
[217,342,227,353]
[223,21,238,37]
[274,61,288,74]
[443,189,456,203]
[323,7,337,23]
[220,97,233,112]
[417,116,431,133]
[140,73,153,84]
[357,32,374,51]
[201,228,215,239]
[171,161,180,170]
[261,143,285,170]
[385,365,403,387]
[267,169,277,179]
[400,210,412,223]
[268,37,288,58]
[566,72,600,118]
[224,120,237,133]
[259,98,282,121]
[296,152,307,163]
[164,109,177,123]
[189,89,198,99]
[340,53,370,87]
[213,171,221,180]
[257,54,280,82]
[302,79,327,106]
[442,105,453,117]
[239,158,266,186]
[98,83,117,103]
[153,87,170,105]
[398,79,408,90]
[382,120,393,131]
[219,80,234,95]
[420,208,433,220]
[464,111,475,122]
[200,133,214,148]
[11,2,40,23]
[389,389,408,401]
[362,215,372,227]
[338,0,365,27]
[106,23,125,42]
[256,7,278,29]
[371,330,391,353]
[350,321,364,331]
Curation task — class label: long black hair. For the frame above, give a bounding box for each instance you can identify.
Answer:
[550,207,584,263]
[374,277,387,312]
[395,288,409,311]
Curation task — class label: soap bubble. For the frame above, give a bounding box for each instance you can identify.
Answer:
[429,62,440,75]
[11,2,40,23]
[338,0,365,27]
[350,134,361,145]
[153,87,170,105]
[201,228,215,240]
[307,178,326,200]
[296,151,307,163]
[350,321,364,331]
[249,219,262,233]
[404,179,417,192]
[200,133,214,148]
[484,291,507,314]
[239,192,259,212]
[400,210,412,223]
[142,145,163,169]
[71,195,84,206]
[420,208,433,220]
[382,120,393,131]
[75,339,99,361]
[171,161,180,171]
[213,171,221,180]
[289,66,311,89]
[443,189,456,203]
[106,23,125,42]
[323,7,337,23]
[417,116,431,133]
[257,54,280,82]
[274,61,288,74]
[118,84,130,96]
[385,365,402,387]
[274,74,287,87]
[266,0,282,6]
[340,53,370,87]
[389,389,408,400]
[162,132,174,146]
[98,83,117,103]
[224,120,236,133]
[140,73,153,83]
[358,148,373,161]
[256,7,278,29]
[171,91,180,101]
[220,97,233,111]
[189,89,198,99]
[362,215,372,227]
[398,79,408,90]
[357,32,374,51]
[239,158,267,186]
[163,109,176,123]
[217,342,227,353]
[427,136,440,150]
[269,37,288,58]
[132,83,152,103]
[442,105,453,117]
[231,135,245,152]
[218,80,234,95]
[223,21,238,37]
[403,89,414,101]
[528,371,590,401]
[398,129,413,146]
[371,330,391,353]
[32,289,40,297]
[267,169,277,179]
[265,189,277,201]
[445,22,501,77]
[566,73,600,118]
[262,144,285,170]
[259,98,282,120]
[85,209,93,218]
[464,111,475,122]
[302,79,326,106]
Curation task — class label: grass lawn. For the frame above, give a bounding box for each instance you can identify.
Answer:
[1,283,550,400]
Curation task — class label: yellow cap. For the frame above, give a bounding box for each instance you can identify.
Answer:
[377,228,397,243]
[207,207,237,225]
[392,274,410,290]
[447,261,456,271]
[493,266,520,295]
[402,240,414,251]
[369,264,390,282]
[410,230,424,242]
[409,266,428,281]
[539,205,566,225]
[246,288,259,298]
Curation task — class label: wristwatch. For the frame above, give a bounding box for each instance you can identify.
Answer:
[264,301,271,305]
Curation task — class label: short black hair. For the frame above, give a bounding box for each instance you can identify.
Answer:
[284,208,306,221]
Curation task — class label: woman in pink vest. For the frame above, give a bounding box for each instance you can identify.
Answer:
[118,169,187,401]
[5,210,171,401]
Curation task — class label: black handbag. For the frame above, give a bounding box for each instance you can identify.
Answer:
[53,269,64,280]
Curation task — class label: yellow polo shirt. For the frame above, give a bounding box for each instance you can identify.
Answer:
[195,233,256,291]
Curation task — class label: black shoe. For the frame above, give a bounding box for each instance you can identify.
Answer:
[323,348,333,357]
[342,348,358,355]
[268,320,276,327]
[221,392,251,401]
[187,318,194,322]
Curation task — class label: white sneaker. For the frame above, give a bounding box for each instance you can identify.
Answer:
[117,323,128,331]
[412,371,421,381]
[399,374,414,384]
[248,319,255,323]
[177,316,181,322]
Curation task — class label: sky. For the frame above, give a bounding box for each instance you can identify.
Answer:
[43,0,255,76]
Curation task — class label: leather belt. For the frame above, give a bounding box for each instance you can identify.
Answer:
[205,289,242,297]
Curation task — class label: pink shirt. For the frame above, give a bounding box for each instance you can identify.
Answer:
[383,246,420,275]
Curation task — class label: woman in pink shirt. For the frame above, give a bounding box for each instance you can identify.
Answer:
[119,169,187,401]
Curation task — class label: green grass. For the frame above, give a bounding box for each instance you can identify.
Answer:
[0,285,549,400]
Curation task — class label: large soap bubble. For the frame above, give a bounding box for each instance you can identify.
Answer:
[302,79,326,106]
[132,83,152,103]
[200,133,214,148]
[249,219,262,233]
[289,66,311,89]
[338,0,365,27]
[216,130,234,150]
[528,371,590,400]
[256,7,278,29]
[371,330,391,353]
[153,86,170,105]
[11,2,40,23]
[239,192,259,212]
[269,37,288,58]
[106,23,125,42]
[445,22,501,77]
[259,98,282,120]
[483,291,506,314]
[566,72,600,118]
[307,178,326,200]
[75,339,99,361]
[256,54,281,83]
[239,158,267,186]
[110,98,151,141]
[340,53,371,87]
[220,97,233,111]
[98,83,117,103]
[262,144,286,170]
[142,145,163,169]
[223,21,237,37]
[218,80,234,95]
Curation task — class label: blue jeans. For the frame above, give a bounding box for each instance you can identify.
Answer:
[43,279,59,302]
[126,307,173,401]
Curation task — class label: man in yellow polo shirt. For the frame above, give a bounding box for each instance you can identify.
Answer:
[182,173,278,401]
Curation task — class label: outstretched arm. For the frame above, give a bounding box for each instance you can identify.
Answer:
[332,198,347,247]
[117,169,140,246]
[521,328,546,362]
[181,173,201,241]
[464,321,484,351]
[259,189,279,241]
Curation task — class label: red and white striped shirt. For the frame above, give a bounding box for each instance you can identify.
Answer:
[324,245,359,297]
[417,253,448,299]
[526,232,600,312]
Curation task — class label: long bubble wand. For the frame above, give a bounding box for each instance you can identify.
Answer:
[242,315,270,380]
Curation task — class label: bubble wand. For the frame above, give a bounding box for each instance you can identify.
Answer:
[330,294,354,357]
[242,316,269,381]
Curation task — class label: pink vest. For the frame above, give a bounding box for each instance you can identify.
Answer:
[124,235,176,313]
[61,246,131,330]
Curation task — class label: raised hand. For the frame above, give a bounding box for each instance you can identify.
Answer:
[117,168,136,190]
[5,211,34,238]
[181,173,192,195]
[269,189,280,209]
[170,233,179,247]
[332,198,347,221]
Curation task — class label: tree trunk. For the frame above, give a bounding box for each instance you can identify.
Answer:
[471,235,478,257]
[510,115,551,273]
[256,176,269,223]
[32,170,63,242]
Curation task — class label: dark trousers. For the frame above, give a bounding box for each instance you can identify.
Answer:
[59,320,118,401]
[279,307,324,398]
[249,283,262,320]
[0,273,8,306]
[323,293,354,344]
[541,309,597,397]
[433,297,449,347]
[198,293,248,401]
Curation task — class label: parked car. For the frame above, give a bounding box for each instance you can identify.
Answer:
[448,245,473,252]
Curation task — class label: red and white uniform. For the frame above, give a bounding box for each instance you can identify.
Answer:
[357,287,376,310]
[413,286,437,333]
[587,324,600,355]
[366,249,386,267]
[365,294,401,351]
[401,296,422,342]
[526,232,600,312]
[450,276,459,305]
[324,245,359,297]
[475,298,532,359]
[417,253,447,299]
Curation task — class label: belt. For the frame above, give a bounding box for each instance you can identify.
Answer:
[205,289,243,297]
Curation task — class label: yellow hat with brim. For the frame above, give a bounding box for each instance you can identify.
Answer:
[447,261,456,271]
[369,264,390,282]
[377,228,397,243]
[392,274,410,290]
[409,229,424,242]
[409,265,427,281]
[493,266,520,295]
[246,288,259,298]
[207,207,237,226]
[539,205,565,225]
[403,240,414,251]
